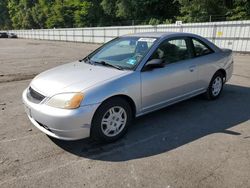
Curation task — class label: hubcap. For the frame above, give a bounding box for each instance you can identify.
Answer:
[212,76,222,96]
[101,106,127,137]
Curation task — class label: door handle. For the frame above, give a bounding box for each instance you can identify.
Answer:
[189,65,196,72]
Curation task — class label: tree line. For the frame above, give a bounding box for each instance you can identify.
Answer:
[0,0,249,30]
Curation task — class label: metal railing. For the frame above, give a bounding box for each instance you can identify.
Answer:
[8,20,250,52]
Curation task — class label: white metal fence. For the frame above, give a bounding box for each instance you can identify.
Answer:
[8,20,250,52]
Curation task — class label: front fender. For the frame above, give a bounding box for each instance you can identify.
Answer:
[81,71,141,114]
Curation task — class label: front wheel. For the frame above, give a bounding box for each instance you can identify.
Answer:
[91,97,132,142]
[205,72,224,100]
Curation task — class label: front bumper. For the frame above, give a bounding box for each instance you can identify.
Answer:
[22,88,100,140]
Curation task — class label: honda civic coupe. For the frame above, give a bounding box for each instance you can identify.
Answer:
[22,32,233,142]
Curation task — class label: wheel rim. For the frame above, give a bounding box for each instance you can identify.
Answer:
[101,106,127,137]
[212,76,222,96]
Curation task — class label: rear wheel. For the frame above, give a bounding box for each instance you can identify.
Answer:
[91,97,132,142]
[205,71,224,100]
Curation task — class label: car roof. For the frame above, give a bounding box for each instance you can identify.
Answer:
[123,31,221,52]
[123,32,197,38]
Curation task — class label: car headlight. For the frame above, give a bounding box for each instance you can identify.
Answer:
[46,93,84,109]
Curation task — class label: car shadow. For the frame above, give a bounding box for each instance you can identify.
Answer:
[50,84,250,161]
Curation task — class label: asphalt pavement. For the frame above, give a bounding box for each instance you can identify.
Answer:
[0,39,249,188]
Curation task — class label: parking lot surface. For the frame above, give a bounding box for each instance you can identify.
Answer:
[0,39,250,188]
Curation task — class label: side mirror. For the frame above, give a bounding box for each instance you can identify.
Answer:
[143,59,164,71]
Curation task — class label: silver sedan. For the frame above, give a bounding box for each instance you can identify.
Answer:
[22,32,233,142]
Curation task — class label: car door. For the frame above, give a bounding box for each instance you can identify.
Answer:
[140,37,201,112]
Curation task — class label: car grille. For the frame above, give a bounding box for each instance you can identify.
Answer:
[27,87,45,104]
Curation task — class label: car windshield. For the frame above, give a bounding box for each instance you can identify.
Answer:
[88,37,158,70]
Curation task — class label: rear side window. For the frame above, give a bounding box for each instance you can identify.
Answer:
[192,38,213,57]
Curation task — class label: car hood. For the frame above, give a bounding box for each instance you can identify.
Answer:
[30,61,129,96]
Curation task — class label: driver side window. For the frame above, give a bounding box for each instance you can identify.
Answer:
[150,38,191,64]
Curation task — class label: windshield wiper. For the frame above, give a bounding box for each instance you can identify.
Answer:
[79,56,93,64]
[95,61,124,70]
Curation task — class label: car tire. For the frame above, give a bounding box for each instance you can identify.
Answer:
[205,71,224,100]
[91,97,133,142]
